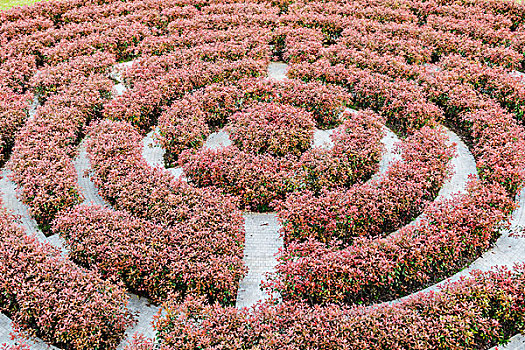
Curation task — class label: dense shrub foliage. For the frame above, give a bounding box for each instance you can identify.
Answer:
[80,120,246,305]
[0,89,30,166]
[228,102,315,157]
[126,265,525,350]
[53,204,246,305]
[181,109,383,211]
[0,199,134,349]
[272,181,514,304]
[1,0,525,348]
[277,125,454,242]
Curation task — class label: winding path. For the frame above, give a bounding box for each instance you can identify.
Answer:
[140,63,405,309]
[1,60,524,348]
[0,97,61,348]
[73,138,160,349]
[74,142,109,208]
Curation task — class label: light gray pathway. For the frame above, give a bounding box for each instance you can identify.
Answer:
[236,213,283,308]
[203,129,232,149]
[110,60,135,96]
[142,129,185,178]
[141,129,165,169]
[267,62,289,80]
[116,296,160,350]
[74,141,109,208]
[435,127,478,198]
[312,128,334,149]
[28,95,40,120]
[0,169,41,237]
[0,313,57,350]
[492,334,525,350]
[110,60,135,83]
[376,126,401,177]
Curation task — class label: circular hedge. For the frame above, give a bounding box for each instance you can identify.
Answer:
[0,0,525,349]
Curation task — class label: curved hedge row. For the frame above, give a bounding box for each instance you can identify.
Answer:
[79,119,246,306]
[272,181,513,305]
[157,77,351,165]
[125,265,525,350]
[277,125,453,243]
[53,204,246,305]
[181,109,384,211]
[8,73,114,232]
[103,58,267,132]
[228,102,315,157]
[0,88,31,166]
[0,199,133,349]
[0,0,525,348]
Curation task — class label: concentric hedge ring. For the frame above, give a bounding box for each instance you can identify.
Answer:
[1,0,525,349]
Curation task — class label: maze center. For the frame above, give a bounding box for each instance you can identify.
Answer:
[1,0,525,349]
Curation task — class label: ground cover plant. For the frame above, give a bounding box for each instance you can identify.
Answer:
[0,0,525,348]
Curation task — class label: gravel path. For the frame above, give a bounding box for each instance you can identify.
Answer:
[117,296,161,350]
[378,126,401,174]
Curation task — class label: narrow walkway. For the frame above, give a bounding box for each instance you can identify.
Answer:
[236,213,283,308]
[73,138,160,350]
[373,126,402,179]
[116,296,160,350]
[436,128,478,198]
[267,62,288,80]
[0,313,57,350]
[402,127,478,228]
[74,141,109,208]
[142,129,185,178]
[492,334,525,350]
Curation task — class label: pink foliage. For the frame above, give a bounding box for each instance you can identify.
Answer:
[0,200,134,349]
